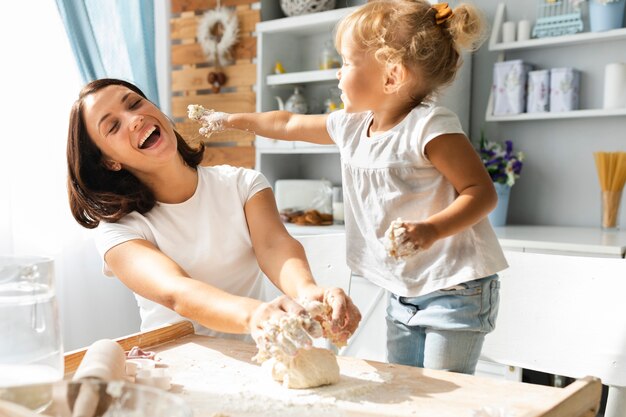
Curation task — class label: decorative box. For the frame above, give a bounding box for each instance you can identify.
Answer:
[492,60,533,115]
[526,70,550,113]
[549,68,580,112]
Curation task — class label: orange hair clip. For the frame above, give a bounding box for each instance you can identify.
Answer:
[432,2,453,25]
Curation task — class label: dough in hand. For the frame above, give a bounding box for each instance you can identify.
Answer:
[384,218,418,259]
[187,104,227,137]
[263,347,340,389]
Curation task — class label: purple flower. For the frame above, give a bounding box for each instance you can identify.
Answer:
[477,137,525,187]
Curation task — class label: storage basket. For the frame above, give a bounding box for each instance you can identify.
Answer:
[280,0,336,17]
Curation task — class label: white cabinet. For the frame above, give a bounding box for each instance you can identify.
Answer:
[485,3,626,122]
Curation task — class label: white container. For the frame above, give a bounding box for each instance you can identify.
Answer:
[517,20,531,41]
[274,179,332,215]
[502,21,516,43]
[526,70,550,113]
[492,60,532,115]
[549,68,580,112]
[0,256,63,413]
[332,186,344,225]
[603,62,626,109]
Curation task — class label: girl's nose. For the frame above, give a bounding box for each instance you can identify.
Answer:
[336,68,341,80]
[129,115,144,132]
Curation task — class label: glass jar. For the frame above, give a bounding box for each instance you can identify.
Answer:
[332,186,344,225]
[0,256,63,412]
[324,88,343,114]
[319,40,341,70]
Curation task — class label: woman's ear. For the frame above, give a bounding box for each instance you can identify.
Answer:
[383,63,406,94]
[102,158,122,171]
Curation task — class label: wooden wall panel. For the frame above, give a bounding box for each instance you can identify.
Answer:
[201,146,255,168]
[171,0,259,168]
[171,38,256,66]
[172,92,255,117]
[172,63,255,91]
[171,9,259,40]
[172,0,257,14]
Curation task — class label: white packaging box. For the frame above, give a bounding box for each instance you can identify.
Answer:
[526,70,550,113]
[492,60,532,115]
[549,68,580,112]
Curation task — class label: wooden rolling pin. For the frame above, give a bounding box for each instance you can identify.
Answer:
[68,339,126,417]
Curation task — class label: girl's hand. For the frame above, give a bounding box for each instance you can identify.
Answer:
[401,221,439,251]
[187,105,229,137]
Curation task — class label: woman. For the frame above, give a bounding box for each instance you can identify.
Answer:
[66,78,360,343]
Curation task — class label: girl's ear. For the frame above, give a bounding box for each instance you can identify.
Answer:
[383,63,407,94]
[102,158,122,171]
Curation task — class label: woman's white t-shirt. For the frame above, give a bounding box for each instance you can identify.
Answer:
[327,105,508,297]
[94,165,270,338]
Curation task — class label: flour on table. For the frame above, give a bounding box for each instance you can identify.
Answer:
[384,218,418,259]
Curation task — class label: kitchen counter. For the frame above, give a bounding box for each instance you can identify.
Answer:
[65,322,601,417]
[287,223,626,257]
[493,225,626,257]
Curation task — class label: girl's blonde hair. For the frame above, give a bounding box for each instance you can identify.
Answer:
[335,0,487,103]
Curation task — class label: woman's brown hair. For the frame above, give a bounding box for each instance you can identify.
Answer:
[67,78,204,229]
[335,0,487,104]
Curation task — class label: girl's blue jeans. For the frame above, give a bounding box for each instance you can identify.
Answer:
[386,274,500,375]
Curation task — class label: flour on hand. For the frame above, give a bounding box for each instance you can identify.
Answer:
[187,104,228,137]
[253,300,342,389]
[384,218,418,259]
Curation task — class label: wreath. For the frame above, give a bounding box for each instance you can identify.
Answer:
[197,8,239,66]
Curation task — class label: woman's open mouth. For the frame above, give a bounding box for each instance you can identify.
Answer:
[139,126,161,149]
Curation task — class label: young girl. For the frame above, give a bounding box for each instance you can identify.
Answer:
[193,0,508,374]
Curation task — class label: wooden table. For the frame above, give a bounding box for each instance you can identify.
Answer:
[65,322,601,417]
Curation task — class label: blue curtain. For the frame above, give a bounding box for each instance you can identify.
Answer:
[54,0,160,106]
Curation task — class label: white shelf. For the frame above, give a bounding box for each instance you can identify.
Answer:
[257,145,339,154]
[488,3,626,52]
[485,3,626,122]
[266,69,338,86]
[256,6,358,35]
[486,107,626,121]
[490,28,626,52]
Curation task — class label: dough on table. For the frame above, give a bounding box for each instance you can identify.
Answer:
[262,347,340,389]
[253,300,343,389]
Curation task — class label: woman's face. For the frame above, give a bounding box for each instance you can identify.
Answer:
[83,85,178,174]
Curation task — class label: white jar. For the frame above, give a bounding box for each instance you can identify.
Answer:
[332,186,344,225]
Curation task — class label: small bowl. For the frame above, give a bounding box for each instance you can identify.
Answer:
[0,379,192,417]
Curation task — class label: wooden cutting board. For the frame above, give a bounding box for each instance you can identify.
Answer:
[65,322,601,417]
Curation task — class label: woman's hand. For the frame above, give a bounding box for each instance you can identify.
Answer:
[249,295,311,343]
[300,286,362,346]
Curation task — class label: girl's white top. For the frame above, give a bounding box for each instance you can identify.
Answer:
[327,105,508,297]
[94,165,270,339]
